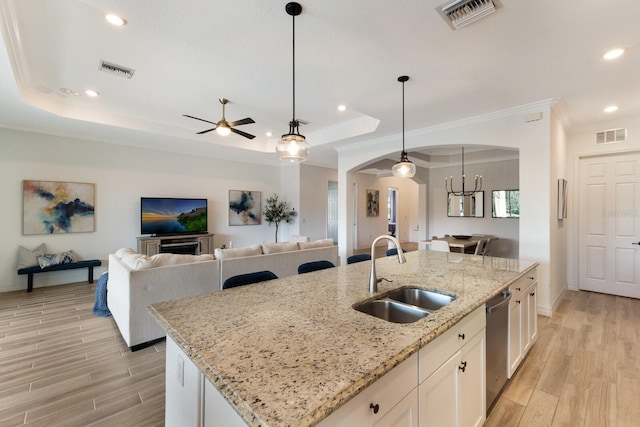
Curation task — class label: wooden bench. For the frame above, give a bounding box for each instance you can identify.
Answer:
[18,260,102,292]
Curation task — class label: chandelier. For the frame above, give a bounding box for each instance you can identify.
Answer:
[445,147,483,196]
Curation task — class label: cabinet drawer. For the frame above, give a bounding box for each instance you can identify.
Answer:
[509,268,536,297]
[419,305,485,383]
[318,352,418,427]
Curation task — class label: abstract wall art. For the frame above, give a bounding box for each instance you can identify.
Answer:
[23,180,95,235]
[366,189,379,217]
[229,190,261,225]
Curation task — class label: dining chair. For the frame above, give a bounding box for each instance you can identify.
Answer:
[385,248,407,257]
[223,270,278,290]
[347,253,371,264]
[430,240,450,252]
[474,239,488,255]
[298,260,335,274]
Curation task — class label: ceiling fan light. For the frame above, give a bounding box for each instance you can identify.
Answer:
[216,125,231,136]
[277,133,309,162]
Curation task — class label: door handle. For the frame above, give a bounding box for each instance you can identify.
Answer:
[633,242,640,245]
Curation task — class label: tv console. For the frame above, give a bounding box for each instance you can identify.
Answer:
[137,233,214,256]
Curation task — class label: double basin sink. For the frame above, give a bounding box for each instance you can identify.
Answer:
[354,287,456,324]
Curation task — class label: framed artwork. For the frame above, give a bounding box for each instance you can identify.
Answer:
[366,189,379,217]
[229,190,261,225]
[558,178,567,219]
[23,180,95,235]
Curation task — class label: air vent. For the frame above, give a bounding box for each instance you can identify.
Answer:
[98,60,135,79]
[438,0,496,30]
[595,128,627,144]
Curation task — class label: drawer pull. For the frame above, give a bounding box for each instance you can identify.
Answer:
[458,333,465,340]
[458,361,467,372]
[528,276,535,280]
[516,300,521,304]
[370,403,380,414]
[530,292,535,296]
[515,287,521,291]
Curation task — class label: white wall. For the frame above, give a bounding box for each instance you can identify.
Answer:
[0,128,289,292]
[350,173,419,249]
[429,159,519,258]
[566,117,640,292]
[299,165,338,241]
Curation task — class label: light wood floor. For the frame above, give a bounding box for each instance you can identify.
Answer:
[0,282,165,426]
[1,282,638,426]
[485,289,640,427]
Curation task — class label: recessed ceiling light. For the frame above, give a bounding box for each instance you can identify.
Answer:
[59,88,80,96]
[338,105,346,112]
[85,89,100,97]
[603,48,625,60]
[604,105,618,113]
[105,14,127,26]
[266,132,273,137]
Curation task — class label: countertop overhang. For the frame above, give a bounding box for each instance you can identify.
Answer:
[149,250,538,427]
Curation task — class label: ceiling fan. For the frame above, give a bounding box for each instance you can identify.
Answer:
[183,98,256,139]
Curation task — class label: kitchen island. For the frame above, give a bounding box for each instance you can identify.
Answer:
[149,250,537,427]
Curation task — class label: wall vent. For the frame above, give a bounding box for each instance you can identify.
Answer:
[438,0,497,30]
[595,128,627,144]
[98,60,135,79]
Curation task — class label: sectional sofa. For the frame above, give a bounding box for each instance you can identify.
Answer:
[108,240,339,349]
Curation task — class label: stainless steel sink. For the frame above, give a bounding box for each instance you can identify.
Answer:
[387,287,456,311]
[354,299,429,324]
[353,288,456,323]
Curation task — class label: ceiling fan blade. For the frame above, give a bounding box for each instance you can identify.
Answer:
[230,128,256,140]
[228,117,255,127]
[183,115,218,126]
[196,128,217,135]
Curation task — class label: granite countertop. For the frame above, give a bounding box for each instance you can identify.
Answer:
[149,250,537,427]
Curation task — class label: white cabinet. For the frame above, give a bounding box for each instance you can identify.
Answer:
[166,336,204,427]
[507,270,538,378]
[318,352,419,427]
[419,305,486,427]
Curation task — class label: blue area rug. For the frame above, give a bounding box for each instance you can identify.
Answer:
[93,272,111,317]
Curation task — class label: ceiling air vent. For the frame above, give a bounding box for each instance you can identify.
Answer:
[595,128,627,144]
[438,0,497,30]
[98,60,135,79]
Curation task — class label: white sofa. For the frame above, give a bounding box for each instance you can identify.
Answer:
[215,240,339,286]
[107,240,338,349]
[108,248,220,349]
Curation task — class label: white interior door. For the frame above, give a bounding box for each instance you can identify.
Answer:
[579,152,640,298]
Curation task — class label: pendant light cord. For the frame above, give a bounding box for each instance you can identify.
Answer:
[292,12,296,124]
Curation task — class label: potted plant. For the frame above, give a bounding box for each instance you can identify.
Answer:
[264,194,297,242]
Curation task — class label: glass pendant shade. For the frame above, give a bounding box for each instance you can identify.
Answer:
[392,151,416,178]
[277,132,310,162]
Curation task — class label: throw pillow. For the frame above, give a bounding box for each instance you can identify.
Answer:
[36,251,76,268]
[261,242,298,254]
[214,244,262,260]
[115,247,136,258]
[297,239,334,250]
[18,243,47,269]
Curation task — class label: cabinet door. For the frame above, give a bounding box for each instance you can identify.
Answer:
[198,236,213,255]
[507,298,522,378]
[458,329,486,427]
[373,388,418,427]
[142,239,160,256]
[166,336,203,427]
[419,350,461,427]
[527,283,538,345]
[203,379,248,427]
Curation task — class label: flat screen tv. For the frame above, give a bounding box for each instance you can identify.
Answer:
[141,197,208,236]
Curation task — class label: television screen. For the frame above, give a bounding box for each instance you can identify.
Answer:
[141,197,208,236]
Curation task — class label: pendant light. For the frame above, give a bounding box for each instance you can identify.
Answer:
[392,75,416,178]
[445,147,483,196]
[276,2,310,163]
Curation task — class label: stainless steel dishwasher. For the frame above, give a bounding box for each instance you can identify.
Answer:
[485,289,512,412]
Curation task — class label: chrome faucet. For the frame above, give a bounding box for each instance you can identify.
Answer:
[369,235,406,293]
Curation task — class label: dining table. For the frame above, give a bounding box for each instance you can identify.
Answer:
[420,235,490,253]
